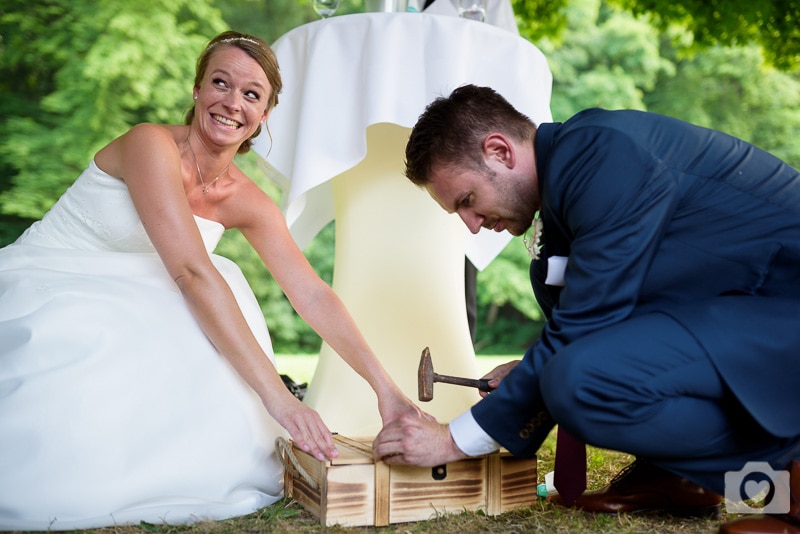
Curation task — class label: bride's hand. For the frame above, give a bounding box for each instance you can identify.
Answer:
[268,394,338,461]
[377,390,437,428]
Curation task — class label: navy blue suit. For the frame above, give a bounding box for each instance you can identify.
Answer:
[471,109,800,493]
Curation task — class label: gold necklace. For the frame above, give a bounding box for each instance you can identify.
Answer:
[186,134,231,195]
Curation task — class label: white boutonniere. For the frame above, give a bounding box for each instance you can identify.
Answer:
[523,216,543,260]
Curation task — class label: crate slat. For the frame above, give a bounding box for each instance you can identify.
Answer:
[281,436,537,527]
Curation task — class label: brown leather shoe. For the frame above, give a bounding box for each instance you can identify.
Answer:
[719,460,800,534]
[548,459,722,517]
[718,516,800,534]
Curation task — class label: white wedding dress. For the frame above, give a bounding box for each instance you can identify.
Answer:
[0,161,287,531]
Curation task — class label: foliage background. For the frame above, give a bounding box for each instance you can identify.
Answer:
[2,0,799,354]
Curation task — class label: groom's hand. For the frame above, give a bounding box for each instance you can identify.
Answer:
[372,412,466,466]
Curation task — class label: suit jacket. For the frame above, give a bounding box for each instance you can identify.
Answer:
[472,109,800,457]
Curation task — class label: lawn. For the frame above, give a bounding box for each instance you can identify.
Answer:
[265,353,726,533]
[33,432,725,534]
[8,355,730,534]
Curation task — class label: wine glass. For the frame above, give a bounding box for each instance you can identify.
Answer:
[313,0,341,18]
[458,0,487,22]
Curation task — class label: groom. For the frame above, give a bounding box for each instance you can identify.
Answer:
[372,84,800,534]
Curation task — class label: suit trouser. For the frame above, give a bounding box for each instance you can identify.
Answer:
[539,309,800,495]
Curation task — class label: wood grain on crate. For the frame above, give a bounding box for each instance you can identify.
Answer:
[283,434,537,527]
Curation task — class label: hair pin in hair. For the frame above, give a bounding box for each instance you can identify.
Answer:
[220,36,262,46]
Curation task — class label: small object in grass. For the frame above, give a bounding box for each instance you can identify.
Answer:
[537,470,558,497]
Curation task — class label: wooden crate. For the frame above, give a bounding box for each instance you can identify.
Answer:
[278,434,537,527]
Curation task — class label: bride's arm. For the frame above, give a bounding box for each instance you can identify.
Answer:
[95,123,338,461]
[232,181,423,427]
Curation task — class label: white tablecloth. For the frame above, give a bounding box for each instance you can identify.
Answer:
[253,12,552,270]
[253,12,552,434]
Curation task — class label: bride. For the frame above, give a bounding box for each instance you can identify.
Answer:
[0,31,421,531]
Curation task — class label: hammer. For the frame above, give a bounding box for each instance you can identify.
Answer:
[417,346,493,402]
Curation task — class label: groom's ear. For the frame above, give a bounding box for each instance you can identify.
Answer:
[482,133,514,169]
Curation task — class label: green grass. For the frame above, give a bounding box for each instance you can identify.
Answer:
[21,433,726,534]
[8,355,731,534]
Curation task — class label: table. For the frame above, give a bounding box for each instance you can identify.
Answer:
[253,12,552,436]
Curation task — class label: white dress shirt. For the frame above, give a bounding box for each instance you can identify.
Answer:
[449,409,501,456]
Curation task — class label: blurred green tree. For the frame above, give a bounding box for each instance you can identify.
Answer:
[476,0,800,353]
[0,0,226,233]
[3,0,799,353]
[613,0,800,69]
[513,0,800,69]
[646,41,800,166]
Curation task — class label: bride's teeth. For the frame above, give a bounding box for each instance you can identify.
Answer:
[214,115,238,128]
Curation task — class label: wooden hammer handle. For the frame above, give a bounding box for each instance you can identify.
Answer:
[433,373,493,392]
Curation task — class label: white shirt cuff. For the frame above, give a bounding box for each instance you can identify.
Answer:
[449,409,501,456]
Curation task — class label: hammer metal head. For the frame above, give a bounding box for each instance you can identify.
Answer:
[418,346,434,402]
